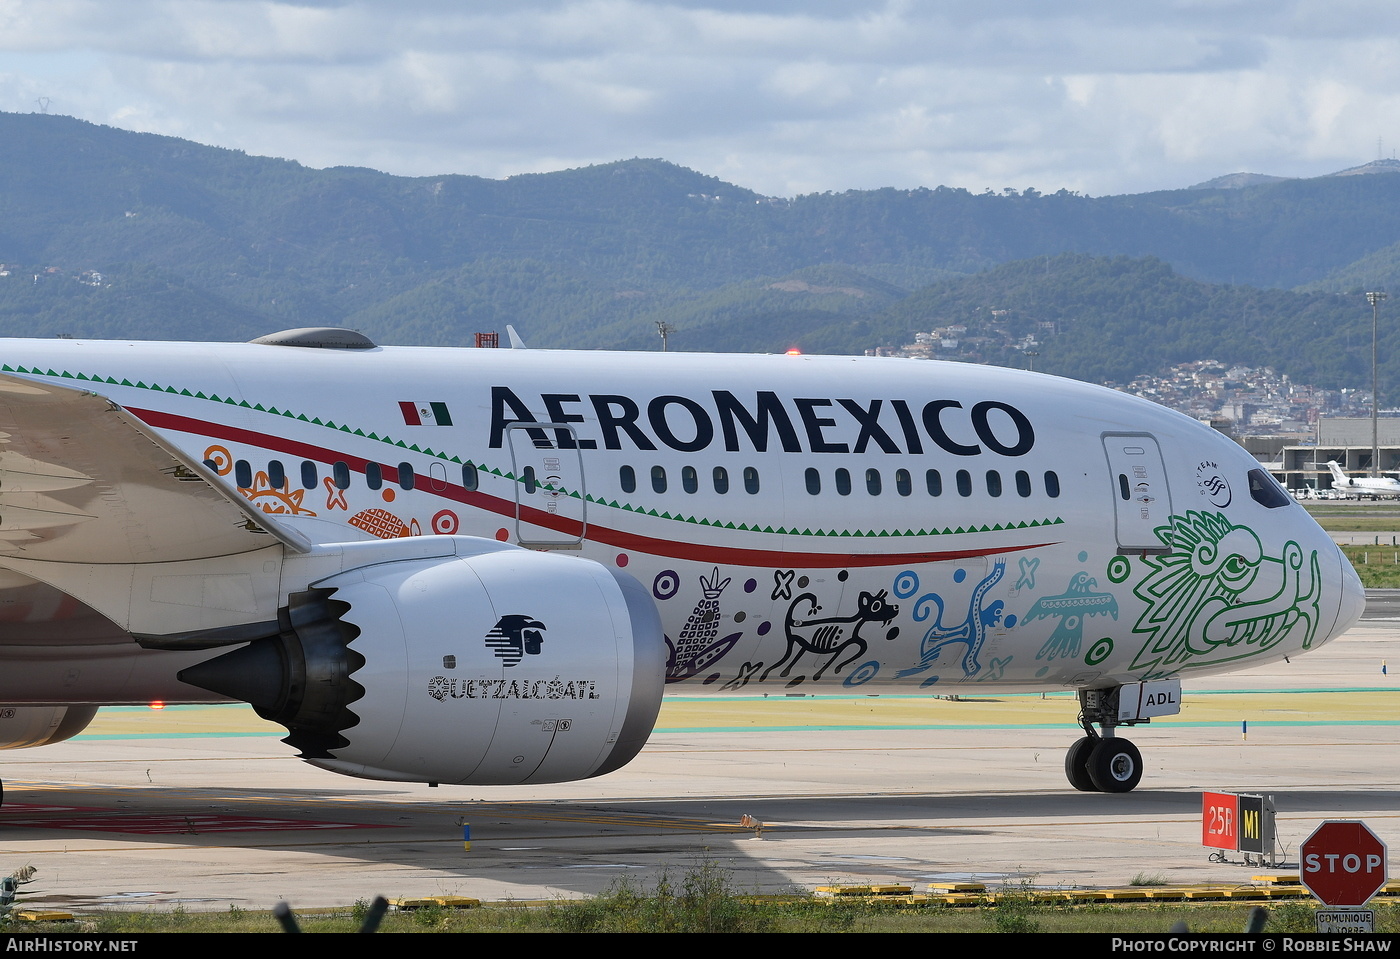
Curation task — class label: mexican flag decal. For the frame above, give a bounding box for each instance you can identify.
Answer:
[399,401,454,426]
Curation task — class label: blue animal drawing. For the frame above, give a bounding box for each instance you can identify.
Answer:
[896,561,1007,680]
[761,589,899,683]
[1026,572,1119,660]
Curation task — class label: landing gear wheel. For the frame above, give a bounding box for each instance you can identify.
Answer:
[1064,736,1098,792]
[1087,738,1142,793]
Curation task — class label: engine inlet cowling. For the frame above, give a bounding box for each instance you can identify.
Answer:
[0,705,99,749]
[182,548,665,786]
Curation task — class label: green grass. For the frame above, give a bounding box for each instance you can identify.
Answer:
[19,899,1397,935]
[1294,505,1400,585]
[1341,544,1400,587]
[1306,517,1400,532]
[1303,503,1400,531]
[11,864,1400,933]
[1302,502,1400,517]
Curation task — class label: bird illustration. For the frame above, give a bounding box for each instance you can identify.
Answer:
[1026,571,1119,661]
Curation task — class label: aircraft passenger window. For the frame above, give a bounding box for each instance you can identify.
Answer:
[366,462,383,490]
[682,466,698,494]
[1044,471,1061,498]
[713,467,729,494]
[926,469,943,496]
[234,459,252,489]
[956,469,972,497]
[267,460,286,490]
[652,465,667,493]
[398,462,415,491]
[744,467,760,494]
[1015,470,1031,497]
[1247,468,1291,508]
[429,462,448,492]
[896,469,912,496]
[463,463,479,491]
[866,468,882,495]
[620,465,636,493]
[985,470,1001,497]
[523,465,538,494]
[301,461,318,489]
[835,468,852,496]
[805,468,821,495]
[333,461,350,489]
[1118,473,1131,500]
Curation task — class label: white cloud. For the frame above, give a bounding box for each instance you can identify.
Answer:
[3,0,1400,195]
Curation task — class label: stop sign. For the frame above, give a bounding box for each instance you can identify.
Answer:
[1301,821,1388,906]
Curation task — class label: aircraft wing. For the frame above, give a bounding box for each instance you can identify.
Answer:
[0,370,307,565]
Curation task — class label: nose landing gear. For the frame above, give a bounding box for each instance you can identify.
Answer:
[1064,687,1146,793]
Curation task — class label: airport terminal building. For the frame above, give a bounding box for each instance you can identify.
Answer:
[1277,416,1400,491]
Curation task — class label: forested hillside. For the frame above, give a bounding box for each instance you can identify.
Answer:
[867,256,1377,386]
[2,111,1399,390]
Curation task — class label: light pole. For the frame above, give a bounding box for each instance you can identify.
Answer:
[656,320,674,352]
[1370,291,1387,477]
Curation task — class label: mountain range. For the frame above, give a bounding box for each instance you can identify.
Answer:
[2,111,1400,391]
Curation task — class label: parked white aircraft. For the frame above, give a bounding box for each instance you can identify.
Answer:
[0,329,1364,797]
[1326,460,1400,499]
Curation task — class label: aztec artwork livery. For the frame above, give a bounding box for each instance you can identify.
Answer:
[0,329,1365,795]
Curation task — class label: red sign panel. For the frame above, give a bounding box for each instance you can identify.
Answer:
[1302,821,1388,907]
[1202,792,1238,850]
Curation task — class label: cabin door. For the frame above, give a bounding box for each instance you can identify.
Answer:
[507,423,586,548]
[1101,432,1173,554]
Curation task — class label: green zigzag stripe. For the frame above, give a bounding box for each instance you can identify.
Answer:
[6,364,1066,539]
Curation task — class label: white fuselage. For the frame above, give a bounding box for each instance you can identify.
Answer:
[0,339,1365,702]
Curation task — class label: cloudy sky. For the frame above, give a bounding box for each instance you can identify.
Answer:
[3,0,1399,197]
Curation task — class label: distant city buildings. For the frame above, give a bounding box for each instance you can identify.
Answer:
[875,324,1392,492]
[877,322,1371,438]
[1105,359,1365,436]
[0,264,109,288]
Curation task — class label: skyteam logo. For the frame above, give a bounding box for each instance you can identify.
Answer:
[1195,461,1232,508]
[484,615,547,667]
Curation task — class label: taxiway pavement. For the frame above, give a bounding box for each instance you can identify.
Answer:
[0,606,1395,913]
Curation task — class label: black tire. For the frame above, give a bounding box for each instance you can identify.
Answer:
[1064,736,1099,792]
[1087,738,1142,793]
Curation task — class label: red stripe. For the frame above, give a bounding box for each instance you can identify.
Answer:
[398,401,421,426]
[128,406,1060,568]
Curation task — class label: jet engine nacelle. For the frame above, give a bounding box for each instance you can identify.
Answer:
[0,705,98,749]
[182,546,664,785]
